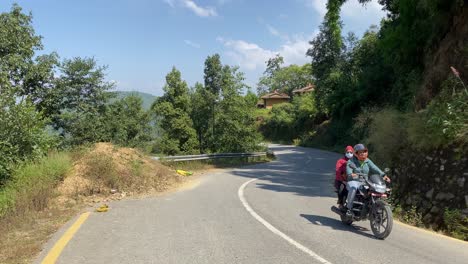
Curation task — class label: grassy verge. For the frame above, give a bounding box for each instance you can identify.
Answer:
[0,152,72,219]
[0,152,74,264]
[393,204,468,241]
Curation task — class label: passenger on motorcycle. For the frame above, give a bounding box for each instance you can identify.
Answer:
[335,145,354,209]
[345,144,391,217]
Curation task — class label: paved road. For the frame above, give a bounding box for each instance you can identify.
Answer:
[37,145,468,264]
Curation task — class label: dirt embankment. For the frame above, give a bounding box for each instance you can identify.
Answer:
[416,5,468,108]
[0,143,185,264]
[55,143,183,206]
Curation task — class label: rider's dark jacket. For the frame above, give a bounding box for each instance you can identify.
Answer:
[346,156,385,182]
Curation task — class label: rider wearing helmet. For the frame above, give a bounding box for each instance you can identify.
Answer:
[335,145,354,209]
[345,144,390,217]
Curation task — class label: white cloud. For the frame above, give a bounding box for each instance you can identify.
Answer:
[305,0,386,35]
[279,35,313,66]
[306,0,385,20]
[164,0,218,17]
[217,37,274,70]
[217,33,315,71]
[184,39,201,48]
[182,0,217,17]
[306,0,327,17]
[341,0,386,25]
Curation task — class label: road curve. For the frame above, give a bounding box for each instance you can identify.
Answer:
[36,145,468,264]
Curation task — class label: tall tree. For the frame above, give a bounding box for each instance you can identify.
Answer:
[152,67,199,155]
[306,0,345,113]
[215,65,262,152]
[190,82,212,153]
[204,54,223,97]
[257,54,284,95]
[0,5,56,181]
[257,54,314,96]
[52,57,115,145]
[104,95,153,147]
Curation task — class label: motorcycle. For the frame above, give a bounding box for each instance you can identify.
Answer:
[332,171,393,240]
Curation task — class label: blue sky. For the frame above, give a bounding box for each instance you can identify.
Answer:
[2,0,386,96]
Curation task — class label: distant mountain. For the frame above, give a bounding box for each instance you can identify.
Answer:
[113,91,157,110]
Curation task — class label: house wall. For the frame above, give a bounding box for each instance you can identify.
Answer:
[265,98,289,108]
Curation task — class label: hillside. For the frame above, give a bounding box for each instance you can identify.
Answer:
[113,91,157,110]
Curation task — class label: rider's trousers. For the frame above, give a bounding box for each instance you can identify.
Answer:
[346,180,363,210]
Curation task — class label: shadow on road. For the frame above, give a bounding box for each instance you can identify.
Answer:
[300,214,376,240]
[230,145,341,198]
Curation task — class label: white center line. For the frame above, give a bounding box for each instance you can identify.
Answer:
[238,177,332,264]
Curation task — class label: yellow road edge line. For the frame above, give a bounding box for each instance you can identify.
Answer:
[395,220,468,244]
[41,212,91,264]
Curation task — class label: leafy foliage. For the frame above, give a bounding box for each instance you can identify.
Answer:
[104,95,153,147]
[152,67,199,155]
[191,55,262,153]
[257,55,314,96]
[444,208,468,240]
[215,65,262,152]
[50,57,115,146]
[0,5,57,182]
[263,103,296,141]
[306,0,345,112]
[0,100,56,182]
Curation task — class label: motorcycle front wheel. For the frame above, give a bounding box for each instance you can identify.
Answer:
[370,200,393,239]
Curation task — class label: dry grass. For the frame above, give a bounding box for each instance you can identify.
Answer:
[0,143,184,264]
[0,208,77,264]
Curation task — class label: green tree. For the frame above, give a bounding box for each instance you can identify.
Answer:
[258,55,314,96]
[215,65,262,152]
[202,54,223,151]
[257,54,284,95]
[52,57,115,146]
[292,93,318,133]
[204,54,223,97]
[152,67,199,155]
[190,82,212,152]
[104,95,153,147]
[263,103,296,141]
[0,5,57,181]
[306,0,345,113]
[244,88,258,107]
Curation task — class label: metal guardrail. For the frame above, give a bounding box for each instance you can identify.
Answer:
[152,152,270,162]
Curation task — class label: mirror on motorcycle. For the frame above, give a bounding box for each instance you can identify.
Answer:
[384,168,390,173]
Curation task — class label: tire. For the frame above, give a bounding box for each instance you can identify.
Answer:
[370,200,393,239]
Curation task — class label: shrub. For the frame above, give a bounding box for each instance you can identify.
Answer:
[0,100,57,183]
[263,103,296,141]
[81,152,118,194]
[443,209,468,241]
[0,152,71,217]
[393,205,424,227]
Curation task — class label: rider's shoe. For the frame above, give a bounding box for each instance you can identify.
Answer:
[338,204,345,211]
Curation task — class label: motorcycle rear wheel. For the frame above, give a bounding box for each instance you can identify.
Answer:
[370,200,393,239]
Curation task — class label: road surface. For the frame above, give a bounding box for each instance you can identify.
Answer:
[36,145,468,264]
